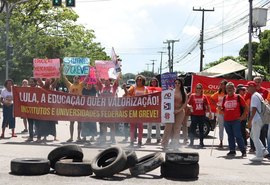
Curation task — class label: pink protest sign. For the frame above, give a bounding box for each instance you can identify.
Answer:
[95,60,116,80]
[33,58,60,78]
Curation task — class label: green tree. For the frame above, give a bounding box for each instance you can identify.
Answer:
[0,0,109,83]
[255,30,270,72]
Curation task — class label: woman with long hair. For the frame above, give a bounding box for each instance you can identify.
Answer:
[124,74,148,147]
[161,78,187,150]
[210,79,227,148]
[188,83,212,147]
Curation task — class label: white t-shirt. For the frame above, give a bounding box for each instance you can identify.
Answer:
[1,88,13,104]
[250,92,263,122]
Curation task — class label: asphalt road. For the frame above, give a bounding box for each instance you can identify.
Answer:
[0,114,270,185]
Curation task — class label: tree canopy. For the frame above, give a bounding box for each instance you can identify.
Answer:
[0,0,110,84]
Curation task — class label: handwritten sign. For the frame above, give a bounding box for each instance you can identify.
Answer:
[161,72,177,90]
[63,57,90,76]
[33,58,60,78]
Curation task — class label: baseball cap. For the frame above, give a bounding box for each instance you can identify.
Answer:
[246,81,257,87]
[237,84,246,90]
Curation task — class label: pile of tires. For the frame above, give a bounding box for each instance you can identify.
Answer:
[10,144,164,178]
[160,152,199,180]
[10,144,89,176]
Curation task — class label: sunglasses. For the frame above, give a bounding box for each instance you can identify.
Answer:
[137,78,142,81]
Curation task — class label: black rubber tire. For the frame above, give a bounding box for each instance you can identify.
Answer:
[161,161,199,179]
[129,152,164,176]
[55,159,92,176]
[165,152,199,164]
[10,158,50,175]
[91,146,127,177]
[122,150,138,171]
[48,144,84,169]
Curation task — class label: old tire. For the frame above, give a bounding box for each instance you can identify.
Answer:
[91,146,127,177]
[129,152,164,176]
[165,152,199,164]
[48,144,84,169]
[55,159,92,176]
[10,158,50,175]
[161,161,199,179]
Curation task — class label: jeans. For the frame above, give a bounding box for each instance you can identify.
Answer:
[251,119,266,157]
[189,115,206,145]
[217,114,225,141]
[224,120,245,152]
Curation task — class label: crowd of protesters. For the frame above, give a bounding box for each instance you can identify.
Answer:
[1,72,270,162]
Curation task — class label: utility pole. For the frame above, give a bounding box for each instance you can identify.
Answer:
[164,39,179,72]
[193,7,214,72]
[3,0,29,80]
[150,59,157,74]
[248,0,253,80]
[158,51,165,75]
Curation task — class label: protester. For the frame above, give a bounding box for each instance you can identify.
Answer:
[36,78,58,142]
[236,84,248,147]
[247,81,269,161]
[124,74,148,147]
[81,83,98,143]
[21,79,29,133]
[210,79,227,148]
[62,72,85,142]
[97,76,120,144]
[161,78,187,150]
[221,82,247,157]
[0,79,16,138]
[188,83,212,147]
[25,77,38,142]
[145,77,162,144]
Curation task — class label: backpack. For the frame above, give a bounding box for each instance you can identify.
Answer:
[255,94,270,124]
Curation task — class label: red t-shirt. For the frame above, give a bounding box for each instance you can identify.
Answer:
[222,94,246,121]
[188,94,209,116]
[257,87,268,100]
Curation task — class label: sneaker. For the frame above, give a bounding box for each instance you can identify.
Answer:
[156,139,161,143]
[66,138,73,142]
[264,154,270,159]
[21,129,28,133]
[138,141,142,147]
[145,138,151,144]
[218,141,223,148]
[26,137,33,142]
[263,150,269,157]
[227,151,236,156]
[0,134,4,139]
[249,148,256,154]
[250,156,263,162]
[11,134,17,137]
[200,143,205,148]
[241,150,247,157]
[90,137,95,142]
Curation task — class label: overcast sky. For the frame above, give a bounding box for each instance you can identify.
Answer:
[74,0,270,74]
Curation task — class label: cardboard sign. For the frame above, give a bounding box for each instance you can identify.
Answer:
[33,58,60,78]
[161,72,178,90]
[63,57,90,76]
